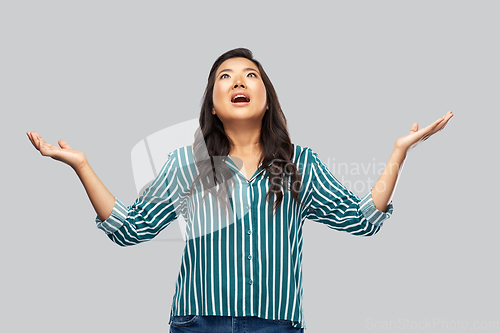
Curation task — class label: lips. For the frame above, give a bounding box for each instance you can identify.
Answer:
[231,91,250,103]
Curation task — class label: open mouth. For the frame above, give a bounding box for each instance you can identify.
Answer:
[231,93,250,104]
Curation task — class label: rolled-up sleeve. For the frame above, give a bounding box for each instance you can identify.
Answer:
[95,151,181,246]
[303,149,393,236]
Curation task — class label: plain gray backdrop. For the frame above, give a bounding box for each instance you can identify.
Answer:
[2,0,498,332]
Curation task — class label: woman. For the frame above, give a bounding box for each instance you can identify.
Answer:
[26,48,453,332]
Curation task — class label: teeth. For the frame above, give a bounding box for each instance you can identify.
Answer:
[232,94,249,103]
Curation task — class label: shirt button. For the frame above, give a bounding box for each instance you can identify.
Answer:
[247,230,252,235]
[247,255,252,260]
[245,204,249,211]
[248,279,253,285]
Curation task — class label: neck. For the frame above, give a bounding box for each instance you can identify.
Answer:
[224,122,262,157]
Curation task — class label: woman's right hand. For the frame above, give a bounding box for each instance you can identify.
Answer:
[26,131,88,170]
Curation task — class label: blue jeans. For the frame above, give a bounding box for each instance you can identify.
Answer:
[169,315,304,332]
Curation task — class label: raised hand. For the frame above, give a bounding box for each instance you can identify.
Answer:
[26,131,87,170]
[394,111,454,155]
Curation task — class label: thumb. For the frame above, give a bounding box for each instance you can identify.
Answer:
[410,122,419,133]
[58,139,71,149]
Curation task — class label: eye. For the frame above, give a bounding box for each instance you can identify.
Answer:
[247,72,257,77]
[220,73,230,79]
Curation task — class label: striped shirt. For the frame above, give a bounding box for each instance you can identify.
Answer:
[95,144,393,329]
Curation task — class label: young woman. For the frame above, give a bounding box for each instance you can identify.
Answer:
[26,48,453,332]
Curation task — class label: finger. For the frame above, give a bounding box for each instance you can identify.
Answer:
[27,132,37,148]
[35,133,43,148]
[440,111,453,123]
[440,121,450,131]
[32,132,42,150]
[427,113,453,135]
[410,122,419,133]
[422,118,452,141]
[58,139,71,149]
[35,133,47,146]
[35,134,55,155]
[409,118,441,140]
[435,118,450,132]
[407,117,445,144]
[423,117,446,133]
[31,134,39,150]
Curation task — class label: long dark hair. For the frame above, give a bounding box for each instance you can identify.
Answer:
[191,48,304,216]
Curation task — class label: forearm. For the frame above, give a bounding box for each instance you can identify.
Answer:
[371,147,407,212]
[73,160,116,221]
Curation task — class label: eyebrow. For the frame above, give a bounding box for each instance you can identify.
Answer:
[216,67,259,77]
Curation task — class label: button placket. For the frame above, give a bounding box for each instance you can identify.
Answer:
[246,180,254,289]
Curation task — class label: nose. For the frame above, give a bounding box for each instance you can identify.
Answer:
[233,78,246,89]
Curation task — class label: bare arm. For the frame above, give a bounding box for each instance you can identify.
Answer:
[27,131,115,221]
[73,161,115,221]
[370,111,454,212]
[371,148,406,213]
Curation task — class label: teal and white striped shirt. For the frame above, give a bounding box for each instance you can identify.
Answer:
[95,144,393,330]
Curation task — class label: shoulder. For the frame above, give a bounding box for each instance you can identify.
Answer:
[167,145,195,165]
[290,144,324,182]
[291,143,319,165]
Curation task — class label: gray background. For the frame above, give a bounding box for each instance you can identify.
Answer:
[2,0,498,332]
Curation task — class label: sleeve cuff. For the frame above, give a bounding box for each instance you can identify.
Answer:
[359,190,394,227]
[95,197,128,235]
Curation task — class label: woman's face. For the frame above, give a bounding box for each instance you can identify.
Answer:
[212,57,267,126]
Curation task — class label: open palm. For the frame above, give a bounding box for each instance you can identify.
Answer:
[395,111,454,154]
[26,131,87,170]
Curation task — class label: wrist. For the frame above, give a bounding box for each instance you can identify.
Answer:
[392,144,408,160]
[73,157,90,175]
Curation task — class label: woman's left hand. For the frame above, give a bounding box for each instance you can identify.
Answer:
[394,111,454,155]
